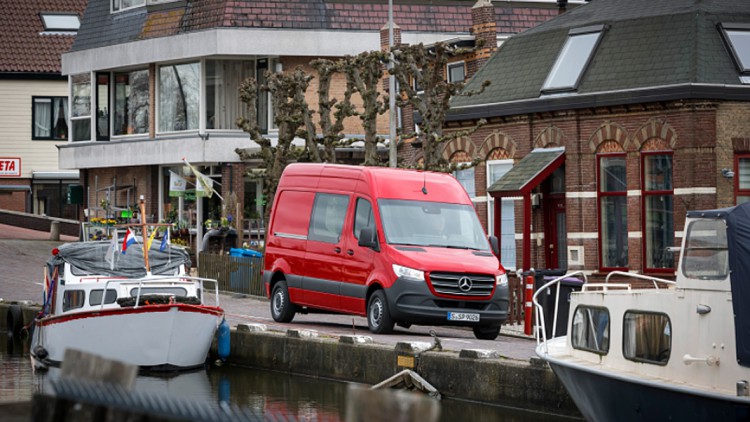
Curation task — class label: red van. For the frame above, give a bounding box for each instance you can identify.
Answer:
[262,163,509,340]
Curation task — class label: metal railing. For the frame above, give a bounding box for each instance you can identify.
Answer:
[100,275,221,310]
[532,271,588,354]
[604,270,675,289]
[198,253,265,297]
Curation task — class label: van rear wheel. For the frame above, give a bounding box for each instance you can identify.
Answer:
[367,290,394,334]
[271,280,296,323]
[473,324,501,340]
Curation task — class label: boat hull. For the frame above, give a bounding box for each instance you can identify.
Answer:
[544,353,750,421]
[30,303,223,371]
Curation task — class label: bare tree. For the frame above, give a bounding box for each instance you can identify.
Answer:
[310,58,357,163]
[235,66,321,226]
[390,42,490,172]
[342,50,390,166]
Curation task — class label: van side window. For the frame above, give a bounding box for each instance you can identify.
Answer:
[353,198,374,240]
[309,193,349,243]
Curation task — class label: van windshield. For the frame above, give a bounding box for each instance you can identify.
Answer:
[378,199,490,250]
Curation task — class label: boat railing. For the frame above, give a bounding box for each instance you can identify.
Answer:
[99,275,221,310]
[604,271,676,289]
[532,271,588,353]
[582,283,631,292]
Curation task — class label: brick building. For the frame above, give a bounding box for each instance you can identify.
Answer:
[59,0,566,248]
[443,0,750,277]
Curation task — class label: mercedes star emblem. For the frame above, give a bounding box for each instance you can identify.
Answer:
[458,276,473,292]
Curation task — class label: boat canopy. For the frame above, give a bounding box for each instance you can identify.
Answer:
[46,241,190,278]
[709,202,750,367]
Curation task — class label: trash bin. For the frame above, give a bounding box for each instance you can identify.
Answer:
[228,248,263,291]
[538,275,584,339]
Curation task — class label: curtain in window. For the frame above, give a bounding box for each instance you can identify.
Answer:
[624,312,671,363]
[34,98,52,138]
[206,60,254,130]
[52,98,68,139]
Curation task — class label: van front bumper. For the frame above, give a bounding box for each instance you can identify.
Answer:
[384,277,510,327]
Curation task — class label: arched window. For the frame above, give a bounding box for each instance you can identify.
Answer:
[597,141,627,270]
[641,140,674,272]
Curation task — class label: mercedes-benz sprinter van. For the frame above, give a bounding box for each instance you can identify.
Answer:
[262,163,509,339]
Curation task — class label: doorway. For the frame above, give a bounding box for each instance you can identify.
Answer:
[543,167,567,270]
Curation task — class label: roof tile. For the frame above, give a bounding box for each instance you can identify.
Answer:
[0,0,86,74]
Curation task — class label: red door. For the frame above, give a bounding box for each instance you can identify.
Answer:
[544,196,567,270]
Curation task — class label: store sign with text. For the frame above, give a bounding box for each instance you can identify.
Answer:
[0,158,21,177]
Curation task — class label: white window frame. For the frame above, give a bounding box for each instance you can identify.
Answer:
[720,23,750,84]
[542,25,604,93]
[40,14,80,32]
[487,159,516,271]
[453,162,475,198]
[112,0,146,13]
[447,61,466,83]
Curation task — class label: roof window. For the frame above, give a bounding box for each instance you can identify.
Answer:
[542,25,604,94]
[112,0,146,13]
[40,14,80,32]
[720,23,750,84]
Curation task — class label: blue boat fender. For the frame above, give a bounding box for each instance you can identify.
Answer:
[218,318,230,361]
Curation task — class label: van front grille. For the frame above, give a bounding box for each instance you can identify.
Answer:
[428,272,495,297]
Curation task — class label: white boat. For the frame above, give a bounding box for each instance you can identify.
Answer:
[30,199,224,372]
[535,203,750,421]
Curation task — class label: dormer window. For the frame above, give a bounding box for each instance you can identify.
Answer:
[112,0,146,12]
[542,25,604,94]
[720,23,750,84]
[40,13,80,32]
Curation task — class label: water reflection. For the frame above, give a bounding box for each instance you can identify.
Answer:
[1,334,576,421]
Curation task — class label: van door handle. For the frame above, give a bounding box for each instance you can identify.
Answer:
[347,249,354,256]
[334,247,341,253]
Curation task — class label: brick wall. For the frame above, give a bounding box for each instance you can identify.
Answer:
[446,100,731,274]
[0,178,30,212]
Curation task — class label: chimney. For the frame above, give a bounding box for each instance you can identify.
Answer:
[469,0,496,76]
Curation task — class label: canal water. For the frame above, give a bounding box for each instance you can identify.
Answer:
[1,335,577,421]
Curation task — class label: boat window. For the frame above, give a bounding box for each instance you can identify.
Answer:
[623,311,671,365]
[62,290,85,312]
[89,289,118,306]
[682,219,729,280]
[571,306,610,354]
[129,287,187,297]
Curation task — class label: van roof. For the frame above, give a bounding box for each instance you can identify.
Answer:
[281,163,472,204]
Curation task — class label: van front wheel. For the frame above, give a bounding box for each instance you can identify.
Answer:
[473,324,501,340]
[271,280,296,323]
[367,290,394,334]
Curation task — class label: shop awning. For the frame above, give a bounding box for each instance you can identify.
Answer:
[488,147,565,197]
[0,185,31,191]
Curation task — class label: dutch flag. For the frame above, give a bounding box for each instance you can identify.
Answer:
[121,229,137,254]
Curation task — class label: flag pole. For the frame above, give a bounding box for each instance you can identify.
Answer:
[138,196,151,274]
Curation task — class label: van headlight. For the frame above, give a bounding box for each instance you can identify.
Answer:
[393,264,425,282]
[496,273,508,286]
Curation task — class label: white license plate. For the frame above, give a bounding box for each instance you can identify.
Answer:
[447,312,480,322]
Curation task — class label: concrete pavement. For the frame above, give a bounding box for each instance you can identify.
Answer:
[0,223,538,361]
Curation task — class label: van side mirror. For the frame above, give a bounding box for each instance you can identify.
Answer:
[358,227,380,252]
[489,235,500,257]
